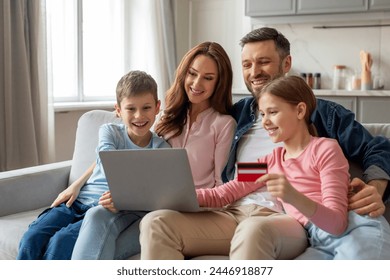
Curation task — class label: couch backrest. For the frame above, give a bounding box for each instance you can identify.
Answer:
[363,123,390,139]
[69,110,389,182]
[348,123,390,179]
[68,110,121,184]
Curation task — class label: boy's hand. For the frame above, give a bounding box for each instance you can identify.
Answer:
[51,185,79,208]
[99,191,118,213]
[51,162,95,208]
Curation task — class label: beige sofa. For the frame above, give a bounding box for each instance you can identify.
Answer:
[0,109,389,260]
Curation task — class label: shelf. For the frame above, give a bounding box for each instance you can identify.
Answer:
[313,90,390,97]
[232,88,390,97]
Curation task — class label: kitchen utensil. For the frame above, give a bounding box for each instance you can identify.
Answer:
[360,50,373,90]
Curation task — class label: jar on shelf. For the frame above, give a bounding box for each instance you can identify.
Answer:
[306,73,313,88]
[351,70,361,90]
[332,65,346,90]
[313,73,321,89]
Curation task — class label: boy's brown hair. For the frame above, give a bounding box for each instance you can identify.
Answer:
[116,70,158,106]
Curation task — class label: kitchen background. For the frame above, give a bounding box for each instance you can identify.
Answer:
[266,20,389,91]
[55,0,390,161]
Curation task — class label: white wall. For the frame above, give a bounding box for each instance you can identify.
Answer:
[174,0,252,90]
[261,19,390,90]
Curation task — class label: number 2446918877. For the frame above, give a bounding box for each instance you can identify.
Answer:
[209,266,273,276]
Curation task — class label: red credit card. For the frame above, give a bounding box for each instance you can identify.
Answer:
[237,162,267,182]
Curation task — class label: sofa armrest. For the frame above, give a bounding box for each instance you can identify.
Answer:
[0,161,71,217]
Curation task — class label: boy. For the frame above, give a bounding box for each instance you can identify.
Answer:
[17,70,170,260]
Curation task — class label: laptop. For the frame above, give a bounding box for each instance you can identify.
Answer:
[99,148,201,212]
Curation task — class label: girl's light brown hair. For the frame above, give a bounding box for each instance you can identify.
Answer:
[258,75,318,136]
[155,41,233,139]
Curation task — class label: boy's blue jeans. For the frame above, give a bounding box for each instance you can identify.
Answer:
[17,201,91,260]
[71,205,147,259]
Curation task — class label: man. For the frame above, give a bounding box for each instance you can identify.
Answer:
[222,27,390,218]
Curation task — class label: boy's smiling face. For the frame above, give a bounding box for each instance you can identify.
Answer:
[115,92,160,147]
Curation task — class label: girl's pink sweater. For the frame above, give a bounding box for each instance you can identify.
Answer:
[196,137,350,235]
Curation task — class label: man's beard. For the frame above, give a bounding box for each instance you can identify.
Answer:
[246,67,285,99]
[245,74,270,98]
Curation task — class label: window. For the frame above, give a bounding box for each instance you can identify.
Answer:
[46,0,147,102]
[46,0,175,105]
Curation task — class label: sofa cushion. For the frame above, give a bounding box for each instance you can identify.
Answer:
[69,110,121,184]
[0,208,45,260]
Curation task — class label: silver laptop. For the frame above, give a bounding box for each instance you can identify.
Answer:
[99,148,201,212]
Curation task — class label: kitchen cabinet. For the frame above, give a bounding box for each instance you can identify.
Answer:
[245,0,390,17]
[245,0,295,16]
[370,0,390,10]
[297,0,368,14]
[357,97,390,123]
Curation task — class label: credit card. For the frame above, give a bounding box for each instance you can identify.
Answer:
[237,162,267,182]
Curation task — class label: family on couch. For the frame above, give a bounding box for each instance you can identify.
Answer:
[141,75,390,260]
[17,27,390,260]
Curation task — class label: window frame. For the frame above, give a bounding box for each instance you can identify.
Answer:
[48,0,128,103]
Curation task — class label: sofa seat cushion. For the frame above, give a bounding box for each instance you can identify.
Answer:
[127,253,229,260]
[0,208,45,260]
